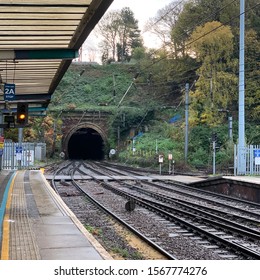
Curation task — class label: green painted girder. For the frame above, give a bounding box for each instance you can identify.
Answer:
[0,49,79,60]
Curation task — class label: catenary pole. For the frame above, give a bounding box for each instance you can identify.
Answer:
[238,0,246,174]
[185,83,189,163]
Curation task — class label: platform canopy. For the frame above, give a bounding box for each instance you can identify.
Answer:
[0,0,113,113]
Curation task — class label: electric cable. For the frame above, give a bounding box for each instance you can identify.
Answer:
[142,0,187,33]
[141,0,239,61]
[141,1,260,72]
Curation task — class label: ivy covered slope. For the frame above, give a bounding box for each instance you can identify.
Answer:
[49,63,164,111]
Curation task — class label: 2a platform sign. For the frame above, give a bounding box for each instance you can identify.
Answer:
[4,83,16,101]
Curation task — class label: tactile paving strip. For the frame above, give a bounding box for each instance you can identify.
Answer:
[9,171,41,260]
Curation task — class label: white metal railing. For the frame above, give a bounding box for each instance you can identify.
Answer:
[234,144,260,175]
[1,142,46,170]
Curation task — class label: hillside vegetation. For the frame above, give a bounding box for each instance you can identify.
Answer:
[46,61,257,173]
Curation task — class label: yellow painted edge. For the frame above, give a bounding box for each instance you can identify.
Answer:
[1,172,17,260]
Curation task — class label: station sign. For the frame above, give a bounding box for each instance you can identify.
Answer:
[254,149,260,165]
[16,146,22,153]
[16,146,22,160]
[253,150,260,157]
[158,155,164,163]
[4,83,16,101]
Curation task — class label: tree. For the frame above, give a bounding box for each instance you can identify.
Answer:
[189,21,234,63]
[244,29,260,121]
[145,1,184,54]
[97,10,121,62]
[171,0,240,56]
[97,7,143,63]
[131,46,147,61]
[188,21,238,127]
[116,7,143,62]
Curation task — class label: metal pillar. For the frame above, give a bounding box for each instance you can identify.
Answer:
[213,140,216,175]
[238,0,246,174]
[228,116,233,140]
[18,128,23,170]
[0,113,3,136]
[185,83,189,163]
[117,126,120,150]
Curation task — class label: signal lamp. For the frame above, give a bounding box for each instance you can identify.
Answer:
[17,103,28,125]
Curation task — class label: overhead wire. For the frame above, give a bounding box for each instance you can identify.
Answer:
[54,1,259,112]
[131,1,259,109]
[129,0,260,118]
[173,0,238,39]
[142,0,187,34]
[140,0,260,73]
[96,0,246,108]
[140,0,238,61]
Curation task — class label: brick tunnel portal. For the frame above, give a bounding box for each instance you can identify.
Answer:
[67,127,105,160]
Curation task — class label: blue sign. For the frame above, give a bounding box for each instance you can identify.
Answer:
[169,114,181,124]
[133,132,143,140]
[16,146,22,154]
[4,83,16,101]
[254,150,260,157]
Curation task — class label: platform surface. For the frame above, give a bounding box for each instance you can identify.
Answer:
[0,170,112,260]
[223,175,260,185]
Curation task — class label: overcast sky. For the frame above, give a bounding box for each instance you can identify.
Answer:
[108,0,174,28]
[83,0,174,61]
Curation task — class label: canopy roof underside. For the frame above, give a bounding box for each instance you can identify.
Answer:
[0,0,113,112]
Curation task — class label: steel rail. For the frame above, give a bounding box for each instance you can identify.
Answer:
[50,161,260,259]
[124,183,260,234]
[71,164,177,260]
[100,161,260,208]
[96,162,260,219]
[93,177,260,260]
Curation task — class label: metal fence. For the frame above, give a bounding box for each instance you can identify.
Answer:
[1,142,46,170]
[234,144,260,175]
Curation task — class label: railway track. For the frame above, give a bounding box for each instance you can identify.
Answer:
[96,161,260,221]
[49,161,176,260]
[46,160,260,260]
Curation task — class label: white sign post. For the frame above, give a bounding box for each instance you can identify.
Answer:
[158,155,163,175]
[168,153,172,174]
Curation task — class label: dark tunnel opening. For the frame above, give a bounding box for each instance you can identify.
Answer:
[68,128,104,160]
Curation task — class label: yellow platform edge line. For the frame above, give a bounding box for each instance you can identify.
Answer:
[1,172,17,260]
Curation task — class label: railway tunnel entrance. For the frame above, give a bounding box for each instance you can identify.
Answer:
[67,127,105,160]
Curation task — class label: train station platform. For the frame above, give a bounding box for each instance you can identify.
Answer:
[0,170,112,260]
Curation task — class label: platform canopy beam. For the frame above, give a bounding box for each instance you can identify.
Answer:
[0,49,79,60]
